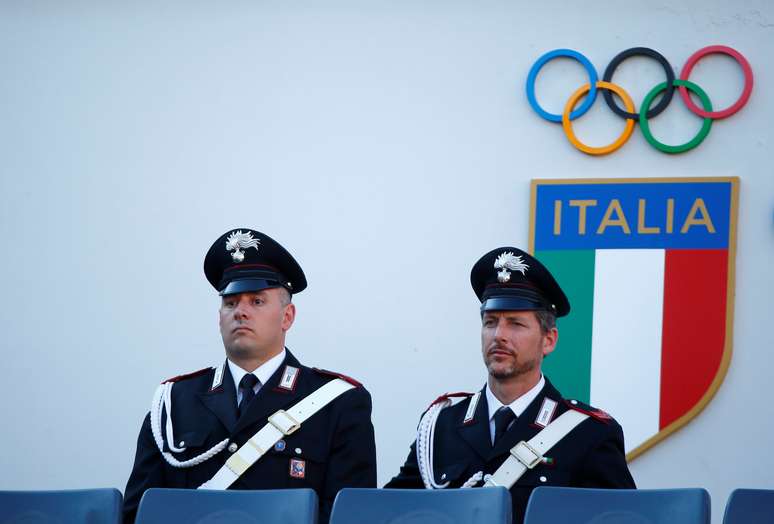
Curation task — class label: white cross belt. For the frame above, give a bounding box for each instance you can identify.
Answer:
[484,409,589,489]
[199,378,355,490]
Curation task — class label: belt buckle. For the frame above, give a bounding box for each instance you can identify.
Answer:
[511,441,542,469]
[268,409,301,435]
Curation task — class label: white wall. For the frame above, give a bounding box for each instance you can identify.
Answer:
[1,2,772,522]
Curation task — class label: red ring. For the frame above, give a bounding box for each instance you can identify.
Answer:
[679,45,753,119]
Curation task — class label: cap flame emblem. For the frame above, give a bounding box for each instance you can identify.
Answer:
[225,230,260,262]
[493,251,529,283]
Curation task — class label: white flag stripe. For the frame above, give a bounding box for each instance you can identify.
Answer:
[590,249,665,453]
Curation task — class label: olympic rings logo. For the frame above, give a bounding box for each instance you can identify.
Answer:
[525,45,753,155]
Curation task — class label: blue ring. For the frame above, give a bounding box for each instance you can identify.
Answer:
[526,49,598,123]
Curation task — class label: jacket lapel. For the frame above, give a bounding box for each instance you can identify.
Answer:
[488,378,565,460]
[197,361,238,434]
[232,350,304,437]
[456,386,493,461]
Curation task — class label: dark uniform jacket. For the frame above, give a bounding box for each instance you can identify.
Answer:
[123,350,377,524]
[385,378,635,524]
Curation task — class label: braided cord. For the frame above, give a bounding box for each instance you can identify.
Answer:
[415,399,451,489]
[150,382,228,469]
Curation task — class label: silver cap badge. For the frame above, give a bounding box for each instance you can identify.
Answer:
[493,251,529,283]
[225,230,260,262]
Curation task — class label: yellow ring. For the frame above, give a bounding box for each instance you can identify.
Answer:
[561,81,636,156]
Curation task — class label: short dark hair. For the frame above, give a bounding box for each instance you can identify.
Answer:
[279,287,292,306]
[534,309,556,334]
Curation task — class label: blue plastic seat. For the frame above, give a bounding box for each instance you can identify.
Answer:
[723,488,774,524]
[0,488,122,524]
[523,487,710,524]
[135,488,318,524]
[329,487,511,524]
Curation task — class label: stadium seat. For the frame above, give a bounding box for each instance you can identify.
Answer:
[722,488,774,524]
[0,488,122,524]
[329,487,511,524]
[134,488,318,524]
[523,486,710,524]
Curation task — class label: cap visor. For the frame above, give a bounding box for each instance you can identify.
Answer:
[220,278,282,296]
[481,296,548,313]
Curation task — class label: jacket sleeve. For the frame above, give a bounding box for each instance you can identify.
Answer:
[578,421,636,489]
[319,386,377,523]
[122,413,166,524]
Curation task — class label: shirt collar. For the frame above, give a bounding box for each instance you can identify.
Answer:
[486,374,545,421]
[227,348,287,389]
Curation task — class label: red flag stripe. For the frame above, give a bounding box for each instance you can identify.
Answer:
[660,249,728,429]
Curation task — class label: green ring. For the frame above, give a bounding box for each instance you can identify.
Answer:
[639,79,713,154]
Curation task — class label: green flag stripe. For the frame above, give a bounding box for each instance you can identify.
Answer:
[535,250,595,404]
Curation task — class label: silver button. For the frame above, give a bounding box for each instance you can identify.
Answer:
[178,441,185,447]
[570,400,578,405]
[228,443,238,453]
[295,447,302,454]
[539,476,547,483]
[441,473,447,480]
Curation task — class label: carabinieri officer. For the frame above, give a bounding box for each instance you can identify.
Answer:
[386,246,635,524]
[123,228,377,523]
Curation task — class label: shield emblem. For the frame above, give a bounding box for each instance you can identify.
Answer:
[529,177,738,460]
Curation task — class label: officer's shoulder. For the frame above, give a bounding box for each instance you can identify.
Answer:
[425,391,478,418]
[311,367,366,389]
[161,367,214,387]
[563,398,618,425]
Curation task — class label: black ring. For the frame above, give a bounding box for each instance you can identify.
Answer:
[602,47,676,120]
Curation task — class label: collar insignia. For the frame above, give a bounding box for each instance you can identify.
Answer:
[463,391,481,425]
[225,230,261,262]
[279,365,299,391]
[211,361,226,391]
[494,251,529,283]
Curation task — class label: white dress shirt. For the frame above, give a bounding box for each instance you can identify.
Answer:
[227,349,286,405]
[485,374,546,444]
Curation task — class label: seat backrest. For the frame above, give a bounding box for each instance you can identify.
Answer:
[135,488,318,524]
[0,488,122,524]
[523,487,710,524]
[723,488,774,524]
[329,488,511,524]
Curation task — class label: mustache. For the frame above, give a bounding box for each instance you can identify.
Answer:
[486,345,515,356]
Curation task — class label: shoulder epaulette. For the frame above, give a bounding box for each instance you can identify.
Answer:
[162,367,212,384]
[429,391,474,407]
[565,399,613,424]
[313,368,362,387]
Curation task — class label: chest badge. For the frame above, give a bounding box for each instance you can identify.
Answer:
[289,458,306,479]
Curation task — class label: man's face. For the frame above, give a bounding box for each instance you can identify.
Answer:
[481,310,557,381]
[219,288,295,362]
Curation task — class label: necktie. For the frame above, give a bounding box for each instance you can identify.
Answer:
[238,374,260,417]
[493,406,516,445]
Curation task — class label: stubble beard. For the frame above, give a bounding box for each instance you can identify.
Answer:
[485,354,538,380]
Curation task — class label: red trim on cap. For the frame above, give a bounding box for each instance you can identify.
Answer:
[484,282,543,291]
[224,263,280,272]
[162,367,211,384]
[430,392,474,406]
[313,368,363,387]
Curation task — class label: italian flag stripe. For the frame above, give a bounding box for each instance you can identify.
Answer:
[591,249,665,451]
[660,249,728,429]
[536,250,595,404]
